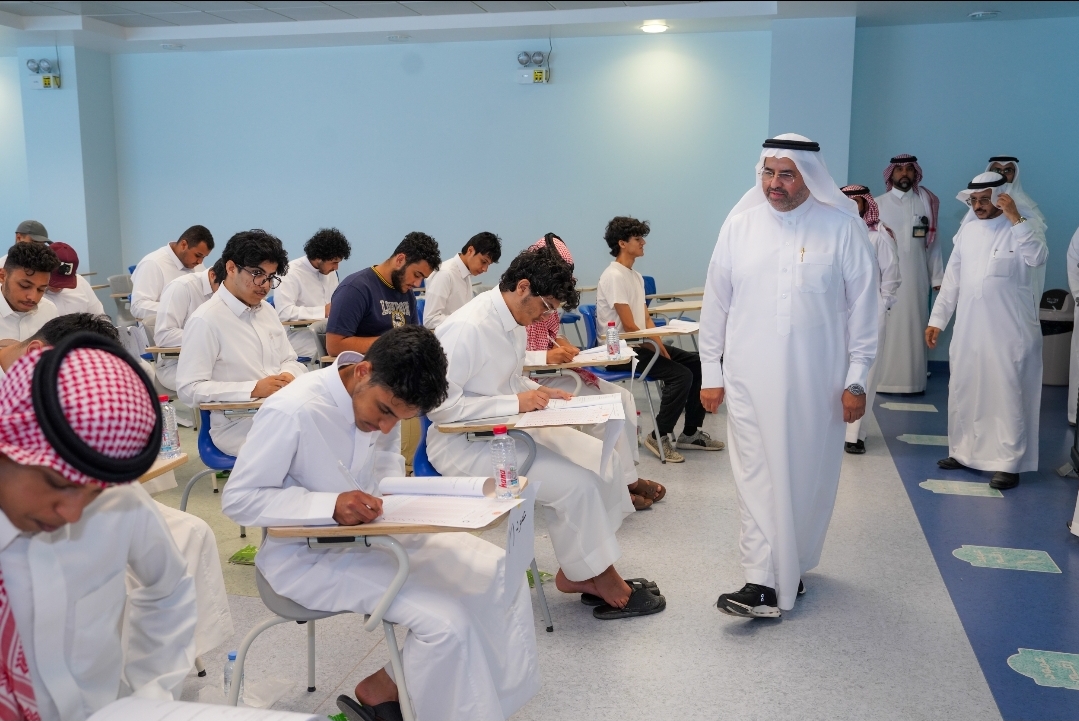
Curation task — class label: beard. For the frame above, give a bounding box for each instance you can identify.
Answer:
[766,184,811,212]
[390,267,407,293]
[893,176,913,191]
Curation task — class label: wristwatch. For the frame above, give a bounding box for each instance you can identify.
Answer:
[846,384,865,396]
[1013,216,1027,226]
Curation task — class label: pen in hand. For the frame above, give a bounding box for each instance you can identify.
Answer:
[333,461,384,526]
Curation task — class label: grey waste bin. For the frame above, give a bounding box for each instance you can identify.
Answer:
[1040,289,1073,386]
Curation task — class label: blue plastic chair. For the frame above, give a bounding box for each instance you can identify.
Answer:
[266,295,275,307]
[578,305,668,463]
[180,409,246,537]
[128,264,136,274]
[642,275,666,327]
[416,298,425,326]
[559,311,584,345]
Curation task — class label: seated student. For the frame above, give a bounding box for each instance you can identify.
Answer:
[325,232,441,355]
[177,230,306,456]
[2,219,51,267]
[276,227,351,359]
[422,231,501,331]
[0,312,233,667]
[44,242,106,317]
[154,259,223,392]
[597,216,721,462]
[524,234,664,511]
[130,225,213,342]
[0,332,196,721]
[428,248,665,619]
[0,242,59,342]
[222,326,539,721]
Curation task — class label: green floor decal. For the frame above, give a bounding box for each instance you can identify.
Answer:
[897,434,949,446]
[880,402,938,412]
[920,480,1003,498]
[952,545,1061,573]
[1008,649,1079,690]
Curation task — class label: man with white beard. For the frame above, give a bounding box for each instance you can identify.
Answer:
[841,185,902,454]
[928,172,1047,490]
[875,154,942,394]
[700,134,878,618]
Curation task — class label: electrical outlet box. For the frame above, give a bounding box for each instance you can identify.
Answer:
[515,67,549,84]
[29,74,61,89]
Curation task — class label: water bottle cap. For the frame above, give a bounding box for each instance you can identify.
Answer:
[607,321,616,326]
[228,651,237,660]
[492,425,508,435]
[158,394,169,403]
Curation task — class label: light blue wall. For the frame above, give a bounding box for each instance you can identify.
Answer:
[0,56,30,250]
[111,31,771,288]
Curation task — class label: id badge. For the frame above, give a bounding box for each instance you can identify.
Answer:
[912,225,927,238]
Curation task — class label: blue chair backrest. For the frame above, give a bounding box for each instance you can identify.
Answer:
[416,298,425,325]
[128,265,136,274]
[579,304,599,348]
[197,409,237,470]
[413,416,441,477]
[266,295,275,308]
[643,275,656,306]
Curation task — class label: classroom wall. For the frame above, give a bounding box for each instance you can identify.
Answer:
[110,31,772,289]
[0,56,30,250]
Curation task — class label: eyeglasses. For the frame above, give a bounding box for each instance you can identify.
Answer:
[989,165,1016,178]
[760,168,797,183]
[538,296,560,316]
[242,266,282,289]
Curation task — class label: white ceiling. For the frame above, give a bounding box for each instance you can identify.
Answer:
[0,1,1077,54]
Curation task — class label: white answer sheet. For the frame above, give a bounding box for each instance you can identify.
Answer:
[372,494,523,529]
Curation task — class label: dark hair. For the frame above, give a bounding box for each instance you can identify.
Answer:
[220,229,289,276]
[304,228,351,262]
[209,257,228,285]
[179,225,214,251]
[540,232,573,271]
[364,325,448,413]
[5,242,59,274]
[603,216,651,257]
[498,248,580,310]
[30,313,120,345]
[391,232,441,272]
[461,232,502,263]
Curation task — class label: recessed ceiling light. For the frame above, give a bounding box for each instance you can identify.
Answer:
[387,34,410,42]
[968,11,1000,20]
[160,43,184,50]
[641,21,668,33]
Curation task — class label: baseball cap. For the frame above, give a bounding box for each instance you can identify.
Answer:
[15,220,49,243]
[49,242,79,289]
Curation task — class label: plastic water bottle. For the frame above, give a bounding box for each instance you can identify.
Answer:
[158,395,181,460]
[490,425,520,499]
[636,411,642,447]
[606,321,619,359]
[223,650,244,700]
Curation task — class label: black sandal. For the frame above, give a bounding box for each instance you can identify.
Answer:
[593,586,666,620]
[337,695,404,721]
[581,578,659,606]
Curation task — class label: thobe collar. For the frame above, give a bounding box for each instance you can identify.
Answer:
[449,253,471,280]
[298,258,321,278]
[491,289,520,333]
[0,293,29,320]
[326,351,363,421]
[767,195,816,223]
[218,284,263,317]
[165,244,186,271]
[0,509,20,553]
[198,271,213,296]
[889,187,910,199]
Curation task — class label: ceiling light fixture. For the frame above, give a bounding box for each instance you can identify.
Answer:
[641,21,668,33]
[968,11,1000,20]
[387,34,410,42]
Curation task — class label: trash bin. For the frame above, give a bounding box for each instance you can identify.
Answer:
[1040,289,1074,386]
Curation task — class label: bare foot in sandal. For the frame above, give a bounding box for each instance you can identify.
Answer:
[629,478,666,503]
[630,493,653,511]
[555,567,631,608]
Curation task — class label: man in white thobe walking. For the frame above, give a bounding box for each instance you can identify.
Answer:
[700,134,878,617]
[222,326,539,721]
[928,172,1047,490]
[875,154,943,394]
[841,184,902,454]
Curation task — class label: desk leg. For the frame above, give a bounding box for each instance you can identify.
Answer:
[637,341,665,464]
[307,620,316,692]
[572,370,583,395]
[365,536,415,721]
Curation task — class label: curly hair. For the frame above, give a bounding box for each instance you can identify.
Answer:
[220,229,289,276]
[603,216,651,257]
[179,225,214,251]
[5,242,59,274]
[209,257,228,286]
[304,228,352,262]
[391,232,441,272]
[363,325,449,413]
[31,313,120,345]
[461,232,502,263]
[498,247,580,310]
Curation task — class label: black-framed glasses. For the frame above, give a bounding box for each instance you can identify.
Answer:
[242,266,282,289]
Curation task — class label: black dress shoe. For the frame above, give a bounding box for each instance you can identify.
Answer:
[990,472,1020,490]
[844,440,865,454]
[937,457,964,470]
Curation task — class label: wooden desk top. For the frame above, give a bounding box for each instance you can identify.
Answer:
[145,346,180,354]
[523,355,632,372]
[620,325,698,339]
[320,355,336,365]
[199,400,264,411]
[110,292,130,298]
[437,415,520,433]
[645,288,704,300]
[282,319,319,327]
[79,272,97,277]
[90,283,109,290]
[648,300,703,314]
[576,285,597,293]
[139,453,188,484]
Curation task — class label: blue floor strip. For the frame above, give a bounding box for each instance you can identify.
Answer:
[876,361,1079,721]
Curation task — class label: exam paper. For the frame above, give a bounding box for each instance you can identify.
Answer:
[666,318,700,332]
[88,698,321,721]
[546,393,623,410]
[575,340,633,361]
[380,476,494,498]
[515,406,613,428]
[371,494,523,529]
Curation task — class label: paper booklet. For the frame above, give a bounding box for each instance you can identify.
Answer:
[88,697,321,721]
[366,476,528,529]
[380,475,496,498]
[546,393,623,410]
[574,340,634,361]
[665,318,700,332]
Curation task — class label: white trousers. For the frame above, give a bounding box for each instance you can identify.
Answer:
[209,414,252,457]
[156,357,178,392]
[846,308,888,443]
[260,533,540,721]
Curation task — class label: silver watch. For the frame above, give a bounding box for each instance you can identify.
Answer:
[846,384,865,396]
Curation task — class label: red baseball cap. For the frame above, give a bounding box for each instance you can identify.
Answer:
[49,242,79,290]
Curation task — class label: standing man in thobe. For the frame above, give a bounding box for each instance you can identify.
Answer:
[875,154,942,394]
[928,172,1047,490]
[130,225,213,344]
[422,231,502,331]
[275,227,350,359]
[700,134,878,618]
[222,326,539,721]
[841,185,902,454]
[1068,225,1079,425]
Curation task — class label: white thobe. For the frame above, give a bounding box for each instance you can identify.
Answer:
[700,197,878,610]
[46,276,105,317]
[422,254,473,331]
[427,289,628,582]
[928,214,1046,473]
[846,223,903,443]
[177,285,306,456]
[875,188,944,393]
[0,295,58,341]
[1066,226,1079,424]
[131,245,202,341]
[221,354,539,721]
[0,484,196,721]
[275,257,337,358]
[154,272,213,391]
